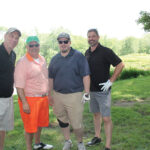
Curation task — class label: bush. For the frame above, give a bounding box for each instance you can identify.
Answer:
[110,68,150,80]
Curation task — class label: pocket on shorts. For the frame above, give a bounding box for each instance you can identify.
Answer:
[0,101,9,116]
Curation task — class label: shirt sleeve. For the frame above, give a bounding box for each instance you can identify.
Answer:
[105,49,122,67]
[48,59,54,79]
[14,59,27,88]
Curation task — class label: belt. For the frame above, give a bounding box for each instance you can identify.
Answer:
[34,93,48,97]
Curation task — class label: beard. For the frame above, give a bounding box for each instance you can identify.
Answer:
[88,40,98,47]
[61,49,69,53]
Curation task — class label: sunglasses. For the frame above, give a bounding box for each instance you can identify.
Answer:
[29,44,39,48]
[58,40,69,44]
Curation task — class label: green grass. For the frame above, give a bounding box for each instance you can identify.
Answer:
[4,53,150,150]
[4,75,150,150]
[112,76,150,102]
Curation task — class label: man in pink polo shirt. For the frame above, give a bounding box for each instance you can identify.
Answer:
[14,36,53,150]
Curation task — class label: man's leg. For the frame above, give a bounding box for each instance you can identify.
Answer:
[34,127,42,144]
[61,126,70,140]
[61,126,72,150]
[74,128,83,142]
[87,113,102,146]
[0,131,5,150]
[93,112,102,138]
[25,131,34,150]
[103,116,113,149]
[34,127,53,149]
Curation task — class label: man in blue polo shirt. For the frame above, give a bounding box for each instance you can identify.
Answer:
[48,32,90,150]
[0,27,21,150]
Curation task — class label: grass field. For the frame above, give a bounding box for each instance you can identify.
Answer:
[4,75,150,150]
[120,53,150,70]
[4,54,150,150]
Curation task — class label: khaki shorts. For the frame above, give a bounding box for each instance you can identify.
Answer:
[53,91,83,129]
[0,97,14,131]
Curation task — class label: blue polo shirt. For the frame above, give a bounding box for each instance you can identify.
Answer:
[48,48,90,94]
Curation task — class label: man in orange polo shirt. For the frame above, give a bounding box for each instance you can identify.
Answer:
[14,36,53,150]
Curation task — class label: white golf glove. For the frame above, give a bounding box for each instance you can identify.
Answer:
[99,80,113,92]
[81,93,90,104]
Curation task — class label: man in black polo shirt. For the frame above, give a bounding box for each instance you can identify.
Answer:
[0,27,21,150]
[85,29,124,150]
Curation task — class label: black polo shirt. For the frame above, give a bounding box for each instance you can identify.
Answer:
[85,43,122,92]
[0,43,16,97]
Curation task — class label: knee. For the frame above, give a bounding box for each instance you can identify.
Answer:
[103,117,112,124]
[57,119,69,128]
[94,113,100,118]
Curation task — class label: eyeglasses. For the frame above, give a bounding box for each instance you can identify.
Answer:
[58,40,69,44]
[29,44,39,48]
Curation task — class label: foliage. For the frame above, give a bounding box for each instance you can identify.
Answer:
[0,26,150,61]
[110,68,150,80]
[137,11,150,32]
[119,69,150,79]
[100,35,123,55]
[71,35,88,54]
[120,37,139,55]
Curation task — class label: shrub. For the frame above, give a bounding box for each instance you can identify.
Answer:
[110,68,150,80]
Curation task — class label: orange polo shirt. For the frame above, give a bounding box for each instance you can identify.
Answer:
[14,53,48,97]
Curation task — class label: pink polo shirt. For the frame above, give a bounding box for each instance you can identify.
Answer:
[14,53,48,97]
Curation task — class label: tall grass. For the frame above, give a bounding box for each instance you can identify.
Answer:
[110,68,150,80]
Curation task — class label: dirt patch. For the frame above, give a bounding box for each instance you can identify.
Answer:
[113,99,150,107]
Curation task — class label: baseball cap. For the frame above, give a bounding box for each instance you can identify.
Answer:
[57,32,70,40]
[26,36,40,44]
[6,27,21,37]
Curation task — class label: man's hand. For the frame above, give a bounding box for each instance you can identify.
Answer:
[81,93,90,104]
[99,80,113,92]
[22,101,30,114]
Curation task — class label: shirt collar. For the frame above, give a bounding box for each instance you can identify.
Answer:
[67,47,74,57]
[88,43,101,54]
[26,52,41,61]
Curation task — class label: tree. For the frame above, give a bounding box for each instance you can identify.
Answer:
[137,11,150,32]
[120,37,139,55]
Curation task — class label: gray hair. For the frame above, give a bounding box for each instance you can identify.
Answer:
[87,28,99,36]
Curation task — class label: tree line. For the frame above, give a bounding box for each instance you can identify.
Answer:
[0,26,150,64]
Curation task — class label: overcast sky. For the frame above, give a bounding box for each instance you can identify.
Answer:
[1,0,150,39]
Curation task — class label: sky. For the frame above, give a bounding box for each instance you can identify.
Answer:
[1,0,150,39]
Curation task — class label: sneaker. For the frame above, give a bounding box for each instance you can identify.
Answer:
[78,143,86,150]
[105,148,111,150]
[33,142,53,149]
[86,137,101,146]
[63,140,73,150]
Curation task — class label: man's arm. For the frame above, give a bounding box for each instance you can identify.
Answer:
[110,62,125,82]
[99,62,124,92]
[16,88,30,114]
[81,75,91,103]
[83,75,90,94]
[48,78,54,106]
